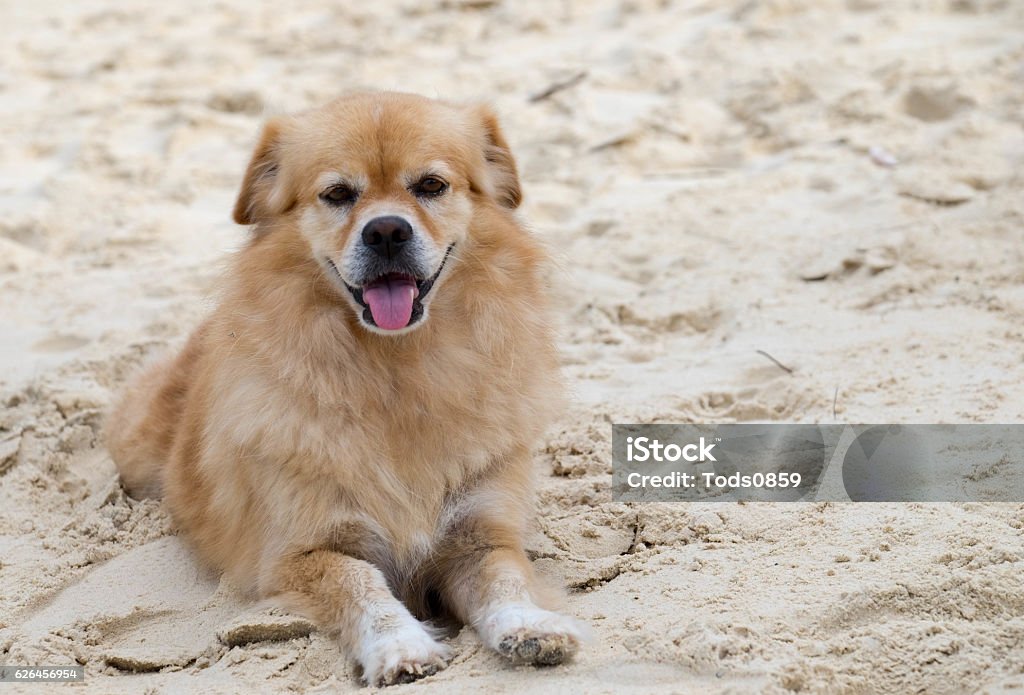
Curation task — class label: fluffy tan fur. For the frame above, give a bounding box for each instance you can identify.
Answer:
[105,92,582,686]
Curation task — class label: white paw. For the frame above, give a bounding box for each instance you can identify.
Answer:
[360,622,452,686]
[480,603,584,666]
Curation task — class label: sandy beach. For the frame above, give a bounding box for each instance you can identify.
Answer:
[2,0,1024,692]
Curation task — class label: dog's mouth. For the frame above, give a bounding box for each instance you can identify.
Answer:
[328,245,454,332]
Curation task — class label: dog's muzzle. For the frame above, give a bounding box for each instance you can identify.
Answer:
[327,244,454,332]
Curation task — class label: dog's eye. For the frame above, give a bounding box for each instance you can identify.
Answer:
[320,185,358,206]
[412,176,448,198]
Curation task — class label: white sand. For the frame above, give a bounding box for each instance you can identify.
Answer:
[2,1,1024,692]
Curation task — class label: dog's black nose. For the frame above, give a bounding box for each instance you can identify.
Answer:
[361,216,413,259]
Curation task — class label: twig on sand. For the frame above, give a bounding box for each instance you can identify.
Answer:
[588,132,635,152]
[641,167,735,180]
[755,349,794,374]
[528,71,588,103]
[833,386,839,421]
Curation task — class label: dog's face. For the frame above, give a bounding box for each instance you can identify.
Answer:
[232,93,522,334]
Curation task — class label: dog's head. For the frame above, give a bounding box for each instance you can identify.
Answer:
[232,92,521,335]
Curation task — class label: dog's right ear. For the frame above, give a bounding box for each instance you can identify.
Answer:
[232,118,293,226]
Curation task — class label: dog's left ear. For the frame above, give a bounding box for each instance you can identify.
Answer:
[471,106,522,209]
[233,117,294,226]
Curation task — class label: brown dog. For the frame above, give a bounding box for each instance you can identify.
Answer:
[105,92,582,685]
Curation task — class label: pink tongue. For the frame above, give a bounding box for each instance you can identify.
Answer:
[363,277,416,330]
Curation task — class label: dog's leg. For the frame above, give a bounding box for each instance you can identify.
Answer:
[267,550,451,686]
[437,514,584,666]
[106,323,209,499]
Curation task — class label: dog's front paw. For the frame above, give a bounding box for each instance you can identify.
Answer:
[361,623,452,686]
[483,604,583,666]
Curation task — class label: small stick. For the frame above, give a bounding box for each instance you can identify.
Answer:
[833,386,839,421]
[755,349,794,374]
[588,132,634,153]
[528,71,588,103]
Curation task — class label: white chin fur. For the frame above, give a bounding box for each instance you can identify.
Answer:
[358,307,431,337]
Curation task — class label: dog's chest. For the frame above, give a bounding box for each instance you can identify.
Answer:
[222,318,555,569]
[247,371,516,536]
